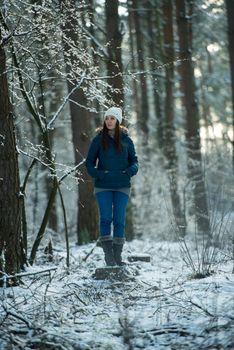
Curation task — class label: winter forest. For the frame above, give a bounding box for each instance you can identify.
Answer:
[0,0,234,349]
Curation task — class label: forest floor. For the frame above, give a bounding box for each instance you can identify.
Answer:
[0,239,234,350]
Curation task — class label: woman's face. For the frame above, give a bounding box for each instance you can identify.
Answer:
[105,116,117,130]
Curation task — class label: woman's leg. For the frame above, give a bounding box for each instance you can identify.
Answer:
[112,191,129,238]
[112,192,129,266]
[95,191,115,266]
[95,191,113,238]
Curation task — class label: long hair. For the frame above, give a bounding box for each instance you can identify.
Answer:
[100,121,123,153]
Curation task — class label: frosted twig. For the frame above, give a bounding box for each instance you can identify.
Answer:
[82,245,96,262]
[188,299,214,317]
[79,24,108,58]
[47,73,86,129]
[139,326,191,337]
[2,305,32,328]
[58,159,86,183]
[0,267,57,281]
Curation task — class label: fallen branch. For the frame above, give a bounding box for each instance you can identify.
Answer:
[82,245,96,262]
[188,299,215,317]
[0,267,57,281]
[139,326,192,337]
[2,306,32,328]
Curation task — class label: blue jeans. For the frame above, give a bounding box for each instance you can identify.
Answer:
[95,191,129,239]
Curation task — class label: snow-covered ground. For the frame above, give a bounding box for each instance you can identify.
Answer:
[0,239,234,350]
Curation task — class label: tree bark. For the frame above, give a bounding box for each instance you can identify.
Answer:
[60,0,98,244]
[105,0,124,107]
[0,33,23,281]
[225,0,234,173]
[127,0,140,121]
[147,1,163,144]
[131,0,150,140]
[163,0,186,236]
[175,0,211,236]
[31,0,58,233]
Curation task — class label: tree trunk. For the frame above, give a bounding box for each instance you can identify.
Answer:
[0,34,23,282]
[147,1,164,145]
[60,0,98,244]
[72,89,98,244]
[31,0,58,233]
[38,93,58,233]
[131,0,150,140]
[105,0,134,238]
[127,0,140,121]
[87,0,101,128]
[175,0,211,236]
[200,47,212,143]
[225,0,234,173]
[163,0,186,236]
[105,0,124,106]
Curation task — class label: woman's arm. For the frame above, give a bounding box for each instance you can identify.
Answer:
[126,138,138,177]
[85,137,104,179]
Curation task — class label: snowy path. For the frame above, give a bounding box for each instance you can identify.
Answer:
[0,240,234,349]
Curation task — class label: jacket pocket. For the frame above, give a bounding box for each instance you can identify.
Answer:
[121,170,130,179]
[102,170,130,187]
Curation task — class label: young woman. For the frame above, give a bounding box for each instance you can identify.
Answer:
[85,107,138,266]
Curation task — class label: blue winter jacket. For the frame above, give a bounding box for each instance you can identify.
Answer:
[85,130,138,189]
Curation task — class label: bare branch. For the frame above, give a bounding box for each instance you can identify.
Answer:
[47,73,86,129]
[2,305,32,328]
[0,267,57,281]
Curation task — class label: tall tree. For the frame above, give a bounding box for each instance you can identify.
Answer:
[225,0,234,173]
[0,29,23,282]
[162,0,186,236]
[105,0,135,238]
[105,0,124,106]
[127,0,140,119]
[60,0,98,244]
[131,0,150,140]
[1,4,62,265]
[31,0,58,235]
[147,0,163,143]
[175,0,210,236]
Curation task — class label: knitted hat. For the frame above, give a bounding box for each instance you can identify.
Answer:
[104,107,122,124]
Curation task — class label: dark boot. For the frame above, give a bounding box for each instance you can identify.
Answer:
[101,240,116,266]
[113,243,125,266]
